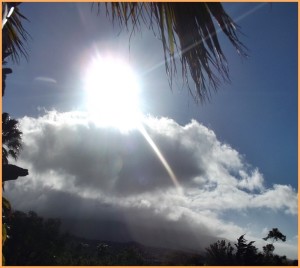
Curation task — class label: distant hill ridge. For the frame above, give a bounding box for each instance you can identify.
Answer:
[64,234,205,265]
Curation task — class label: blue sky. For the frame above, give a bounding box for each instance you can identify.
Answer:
[3,2,298,258]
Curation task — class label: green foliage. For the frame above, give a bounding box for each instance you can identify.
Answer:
[206,239,235,265]
[2,196,12,265]
[2,197,11,212]
[164,251,204,266]
[206,231,292,266]
[3,211,65,265]
[56,241,147,265]
[113,247,145,265]
[3,210,149,266]
[2,223,7,246]
[3,213,296,266]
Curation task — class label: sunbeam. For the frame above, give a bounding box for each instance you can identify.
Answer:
[137,123,183,195]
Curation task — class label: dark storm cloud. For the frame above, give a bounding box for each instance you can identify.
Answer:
[6,183,217,251]
[18,112,204,195]
[5,111,297,258]
[14,111,297,214]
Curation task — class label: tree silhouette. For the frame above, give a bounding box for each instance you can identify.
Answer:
[205,232,293,266]
[3,2,246,103]
[263,228,287,243]
[97,3,247,102]
[205,240,235,265]
[2,6,29,183]
[262,228,287,265]
[2,2,29,63]
[2,113,23,165]
[3,211,65,265]
[235,234,258,265]
[263,243,275,256]
[2,5,29,262]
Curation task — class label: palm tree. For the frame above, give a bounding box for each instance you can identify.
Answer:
[2,2,247,102]
[2,6,29,260]
[2,112,27,263]
[2,112,23,165]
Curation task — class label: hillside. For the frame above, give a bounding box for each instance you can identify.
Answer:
[59,235,205,265]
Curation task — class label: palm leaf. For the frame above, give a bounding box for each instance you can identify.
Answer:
[2,2,30,63]
[95,2,247,102]
[2,197,11,212]
[2,224,7,246]
[2,113,23,163]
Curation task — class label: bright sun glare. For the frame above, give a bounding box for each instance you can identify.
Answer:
[84,55,142,131]
[83,53,182,194]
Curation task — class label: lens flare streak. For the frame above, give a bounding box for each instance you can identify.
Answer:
[138,124,183,195]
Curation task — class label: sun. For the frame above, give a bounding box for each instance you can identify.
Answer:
[83,55,142,131]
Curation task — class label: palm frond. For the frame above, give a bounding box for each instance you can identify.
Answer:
[2,113,23,163]
[96,2,247,102]
[2,2,30,63]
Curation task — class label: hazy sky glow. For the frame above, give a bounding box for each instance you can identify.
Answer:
[3,2,298,258]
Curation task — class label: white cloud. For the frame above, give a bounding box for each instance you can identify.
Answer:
[34,76,57,84]
[238,168,265,191]
[5,110,297,258]
[251,184,298,214]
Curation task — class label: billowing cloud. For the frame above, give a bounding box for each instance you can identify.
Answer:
[5,111,298,258]
[238,168,265,191]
